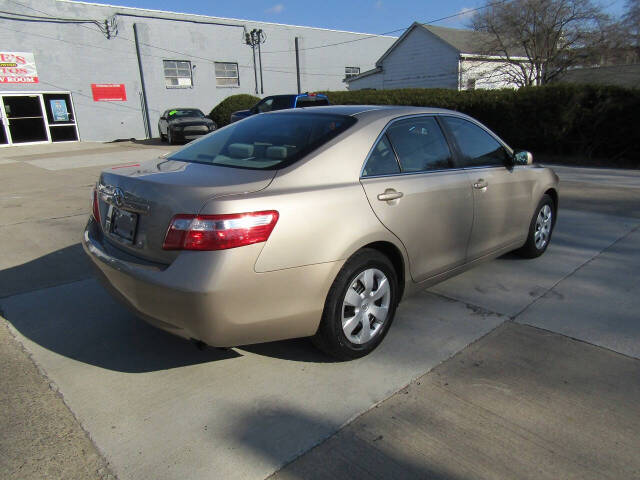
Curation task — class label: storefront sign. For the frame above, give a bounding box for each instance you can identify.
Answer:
[50,99,69,122]
[0,52,39,83]
[91,83,127,102]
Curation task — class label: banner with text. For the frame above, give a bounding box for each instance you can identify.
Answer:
[0,52,38,83]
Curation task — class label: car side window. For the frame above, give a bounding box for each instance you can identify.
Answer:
[362,134,400,177]
[271,96,292,110]
[257,98,274,113]
[440,116,511,168]
[385,117,452,173]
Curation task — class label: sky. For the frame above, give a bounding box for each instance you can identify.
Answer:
[86,0,628,35]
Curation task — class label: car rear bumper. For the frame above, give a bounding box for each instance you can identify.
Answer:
[82,217,341,347]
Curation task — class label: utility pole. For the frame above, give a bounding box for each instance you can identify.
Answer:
[245,31,259,94]
[257,30,264,94]
[245,29,266,95]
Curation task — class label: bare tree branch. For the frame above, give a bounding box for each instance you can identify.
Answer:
[470,0,610,85]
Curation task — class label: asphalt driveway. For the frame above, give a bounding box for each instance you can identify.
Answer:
[1,145,638,480]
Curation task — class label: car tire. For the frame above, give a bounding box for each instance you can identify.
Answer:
[312,248,398,360]
[159,128,166,141]
[167,129,175,145]
[515,194,555,258]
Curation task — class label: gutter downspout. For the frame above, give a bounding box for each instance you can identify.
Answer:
[133,23,152,139]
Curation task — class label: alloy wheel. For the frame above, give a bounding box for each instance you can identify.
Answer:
[534,204,553,249]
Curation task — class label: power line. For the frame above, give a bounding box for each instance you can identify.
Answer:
[1,23,346,79]
[4,0,116,37]
[260,0,512,54]
[0,10,100,24]
[36,78,162,114]
[8,0,510,57]
[1,1,513,82]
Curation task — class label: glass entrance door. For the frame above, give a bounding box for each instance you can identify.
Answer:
[43,93,79,142]
[2,95,49,144]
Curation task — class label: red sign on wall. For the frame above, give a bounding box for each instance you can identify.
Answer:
[91,83,127,102]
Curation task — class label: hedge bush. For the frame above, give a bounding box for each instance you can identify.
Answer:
[209,94,260,128]
[321,85,640,164]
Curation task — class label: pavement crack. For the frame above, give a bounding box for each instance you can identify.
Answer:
[0,276,93,300]
[0,212,88,227]
[427,290,505,319]
[511,220,640,321]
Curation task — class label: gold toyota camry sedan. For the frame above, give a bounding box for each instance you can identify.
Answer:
[83,106,558,359]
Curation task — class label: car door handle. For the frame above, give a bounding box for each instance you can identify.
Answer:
[473,179,488,190]
[377,189,403,201]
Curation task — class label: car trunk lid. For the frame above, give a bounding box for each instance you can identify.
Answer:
[96,158,275,264]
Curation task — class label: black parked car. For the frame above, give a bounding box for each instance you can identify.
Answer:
[230,93,330,123]
[158,108,216,144]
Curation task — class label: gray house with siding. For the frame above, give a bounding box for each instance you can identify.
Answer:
[346,22,528,91]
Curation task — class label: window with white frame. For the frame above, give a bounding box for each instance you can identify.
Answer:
[215,62,239,87]
[163,60,193,88]
[345,67,360,79]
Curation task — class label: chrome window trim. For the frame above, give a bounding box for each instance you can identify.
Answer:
[359,112,514,180]
[361,165,507,180]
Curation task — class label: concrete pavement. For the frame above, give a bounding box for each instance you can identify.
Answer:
[0,314,114,480]
[1,145,639,480]
[272,322,640,480]
[1,285,505,480]
[0,141,179,298]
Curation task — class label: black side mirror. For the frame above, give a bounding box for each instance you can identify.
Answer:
[513,150,533,166]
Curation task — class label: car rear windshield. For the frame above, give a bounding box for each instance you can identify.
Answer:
[168,109,204,118]
[168,112,356,170]
[296,97,329,108]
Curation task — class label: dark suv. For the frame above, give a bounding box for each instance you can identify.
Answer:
[230,93,330,123]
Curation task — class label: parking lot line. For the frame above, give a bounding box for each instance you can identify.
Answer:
[24,150,164,171]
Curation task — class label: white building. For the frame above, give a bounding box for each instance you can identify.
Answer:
[0,0,396,144]
[346,22,528,91]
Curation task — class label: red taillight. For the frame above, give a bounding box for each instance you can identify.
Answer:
[92,188,101,224]
[163,211,279,251]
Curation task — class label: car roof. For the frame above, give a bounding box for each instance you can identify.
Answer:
[269,93,327,98]
[285,104,460,118]
[284,105,388,115]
